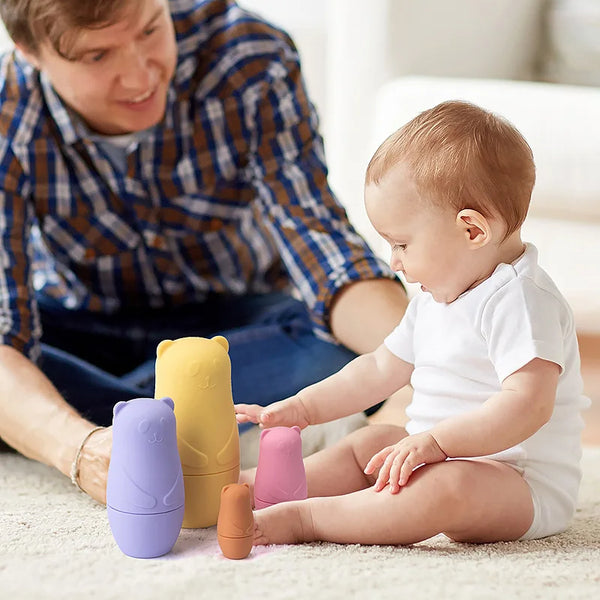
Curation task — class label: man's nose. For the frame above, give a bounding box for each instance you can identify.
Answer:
[118,44,152,90]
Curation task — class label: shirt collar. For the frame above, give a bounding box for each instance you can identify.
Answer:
[40,72,81,145]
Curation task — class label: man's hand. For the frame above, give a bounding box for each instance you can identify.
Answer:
[364,432,447,493]
[77,426,113,505]
[235,396,311,429]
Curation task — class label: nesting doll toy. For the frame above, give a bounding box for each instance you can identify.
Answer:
[254,425,307,509]
[155,336,240,528]
[217,483,254,559]
[107,397,184,558]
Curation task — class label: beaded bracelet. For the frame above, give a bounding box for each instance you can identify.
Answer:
[70,426,106,493]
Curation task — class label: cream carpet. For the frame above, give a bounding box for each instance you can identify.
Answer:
[1,442,599,600]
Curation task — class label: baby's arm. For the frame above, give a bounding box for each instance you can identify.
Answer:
[366,357,559,492]
[235,344,413,429]
[431,357,559,456]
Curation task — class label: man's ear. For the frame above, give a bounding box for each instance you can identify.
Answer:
[15,44,41,69]
[456,209,492,247]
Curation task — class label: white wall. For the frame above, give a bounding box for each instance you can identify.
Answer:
[0,18,11,51]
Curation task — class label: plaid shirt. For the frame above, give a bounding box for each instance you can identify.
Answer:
[0,0,394,361]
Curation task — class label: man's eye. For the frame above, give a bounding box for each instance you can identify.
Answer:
[91,51,106,63]
[144,26,157,36]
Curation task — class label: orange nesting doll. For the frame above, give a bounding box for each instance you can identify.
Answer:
[217,483,254,559]
[155,336,240,528]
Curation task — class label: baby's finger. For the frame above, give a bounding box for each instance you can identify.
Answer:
[364,446,393,476]
[398,452,419,486]
[374,453,396,492]
[235,413,255,424]
[387,453,406,493]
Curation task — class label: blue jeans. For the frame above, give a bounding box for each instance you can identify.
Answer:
[37,293,359,431]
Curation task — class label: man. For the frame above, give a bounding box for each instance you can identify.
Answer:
[0,0,407,503]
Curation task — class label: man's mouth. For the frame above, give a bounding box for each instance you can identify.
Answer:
[124,88,155,104]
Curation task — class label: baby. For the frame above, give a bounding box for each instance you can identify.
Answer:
[235,100,590,546]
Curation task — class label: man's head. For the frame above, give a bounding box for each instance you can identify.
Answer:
[364,101,535,303]
[1,0,177,134]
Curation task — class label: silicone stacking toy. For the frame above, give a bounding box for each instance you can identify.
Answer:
[155,336,240,528]
[217,483,254,559]
[107,397,184,559]
[254,426,307,509]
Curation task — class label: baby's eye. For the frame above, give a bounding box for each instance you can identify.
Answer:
[392,244,406,252]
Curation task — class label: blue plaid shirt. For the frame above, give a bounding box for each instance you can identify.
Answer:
[0,0,394,361]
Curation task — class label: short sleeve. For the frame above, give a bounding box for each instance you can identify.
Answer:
[384,294,420,364]
[481,278,566,382]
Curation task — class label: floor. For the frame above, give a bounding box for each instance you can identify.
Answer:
[370,333,600,447]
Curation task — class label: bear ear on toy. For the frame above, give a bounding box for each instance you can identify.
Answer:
[159,397,175,411]
[113,401,127,417]
[211,335,229,352]
[292,426,301,434]
[260,429,271,441]
[156,340,173,358]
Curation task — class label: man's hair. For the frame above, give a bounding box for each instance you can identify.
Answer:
[0,0,136,57]
[365,100,536,239]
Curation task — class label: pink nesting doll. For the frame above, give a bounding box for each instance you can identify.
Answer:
[253,426,307,509]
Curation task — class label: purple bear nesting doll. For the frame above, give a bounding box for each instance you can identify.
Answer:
[254,426,307,510]
[107,397,184,558]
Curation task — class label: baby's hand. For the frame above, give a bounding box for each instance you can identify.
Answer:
[364,432,447,493]
[235,396,311,429]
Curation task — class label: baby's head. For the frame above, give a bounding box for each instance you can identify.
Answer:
[365,100,535,303]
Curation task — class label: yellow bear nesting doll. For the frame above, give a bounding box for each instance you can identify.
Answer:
[154,336,240,528]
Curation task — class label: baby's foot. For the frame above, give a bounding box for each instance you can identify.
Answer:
[253,501,314,546]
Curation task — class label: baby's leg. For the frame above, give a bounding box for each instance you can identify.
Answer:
[239,424,407,499]
[254,458,534,546]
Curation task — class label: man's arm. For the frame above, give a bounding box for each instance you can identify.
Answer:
[330,279,408,354]
[0,345,111,503]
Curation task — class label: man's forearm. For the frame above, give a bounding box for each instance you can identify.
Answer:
[330,279,407,354]
[0,345,96,476]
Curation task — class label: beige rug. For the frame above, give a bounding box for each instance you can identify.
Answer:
[1,442,599,600]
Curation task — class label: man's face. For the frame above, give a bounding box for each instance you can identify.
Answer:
[23,0,177,135]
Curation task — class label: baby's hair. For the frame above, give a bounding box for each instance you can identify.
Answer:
[365,100,536,240]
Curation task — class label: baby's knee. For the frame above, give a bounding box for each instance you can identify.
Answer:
[346,423,407,465]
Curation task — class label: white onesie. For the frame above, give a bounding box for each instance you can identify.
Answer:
[384,243,590,539]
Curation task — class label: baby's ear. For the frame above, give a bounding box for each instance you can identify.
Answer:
[456,209,492,247]
[159,397,175,411]
[156,339,173,358]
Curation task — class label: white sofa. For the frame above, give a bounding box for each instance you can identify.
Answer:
[323,0,600,334]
